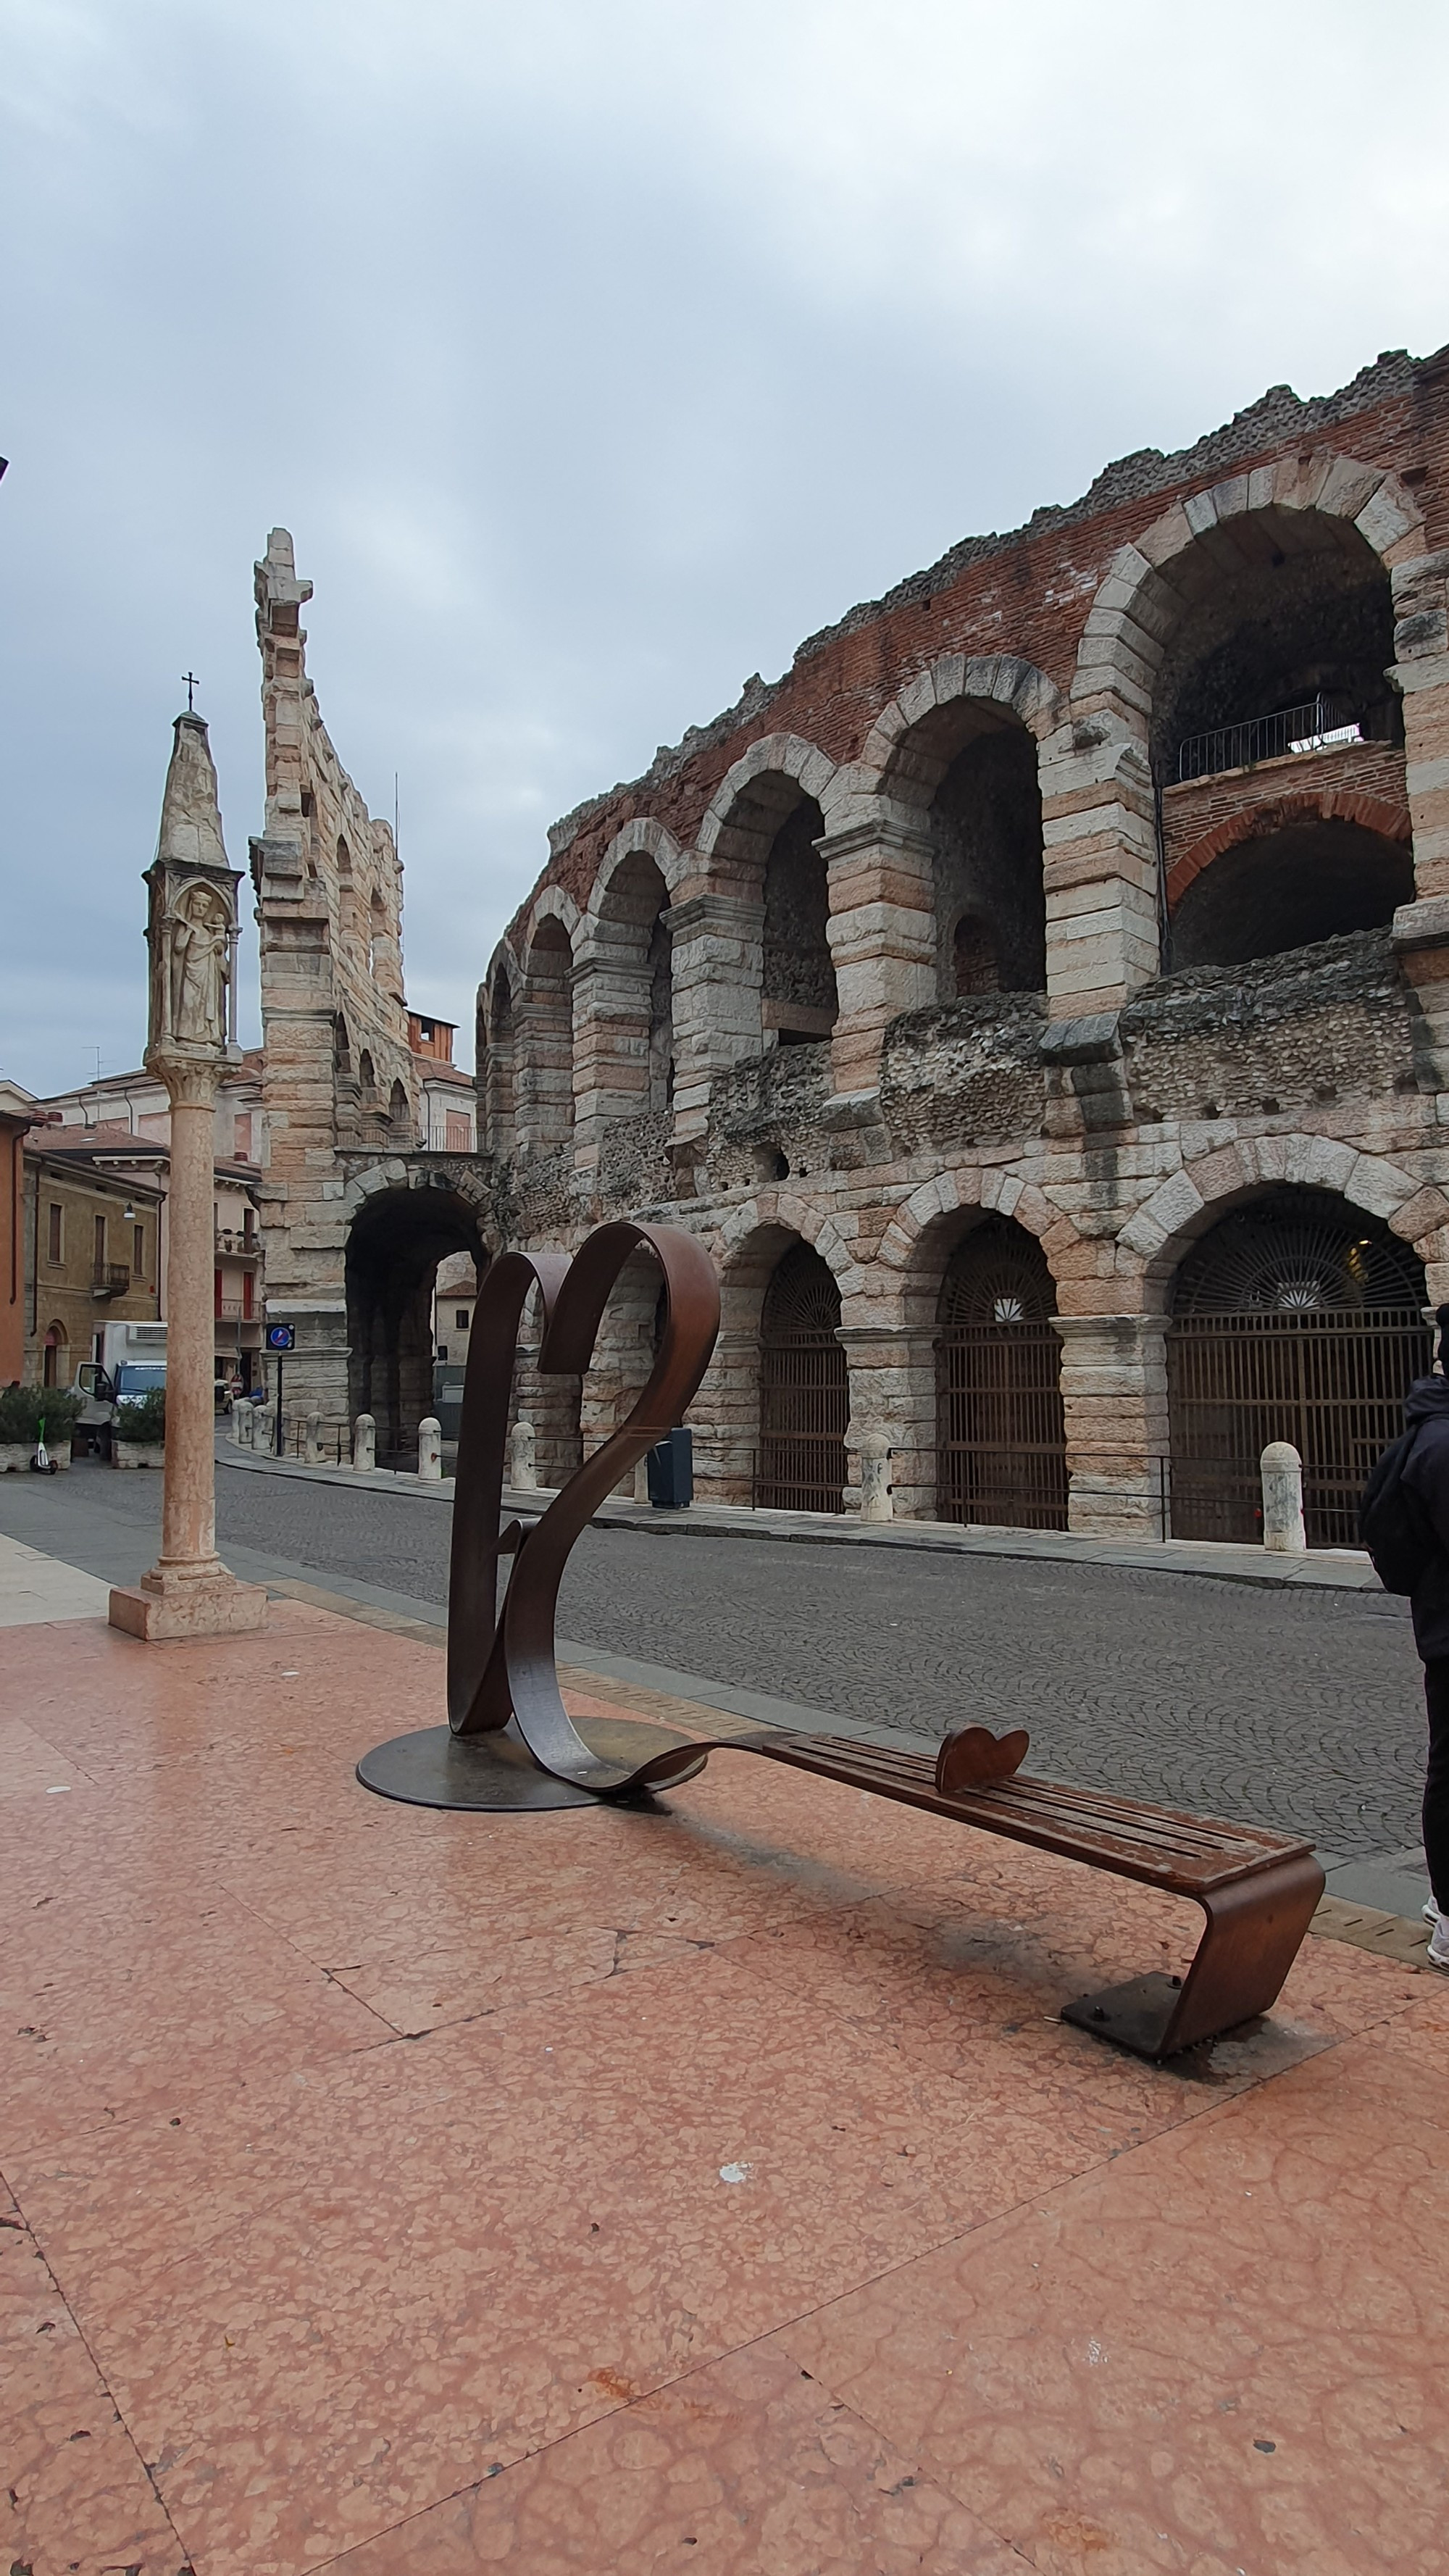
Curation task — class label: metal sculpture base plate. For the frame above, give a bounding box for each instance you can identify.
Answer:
[357,1716,709,1812]
[1061,1970,1257,2062]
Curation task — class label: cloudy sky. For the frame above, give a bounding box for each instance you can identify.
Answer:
[4,0,1448,1095]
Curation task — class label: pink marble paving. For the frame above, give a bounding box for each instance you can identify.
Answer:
[0,1601,1440,2575]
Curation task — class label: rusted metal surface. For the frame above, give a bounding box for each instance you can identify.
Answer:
[356,1219,1325,2059]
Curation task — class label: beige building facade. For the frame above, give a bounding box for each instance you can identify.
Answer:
[259,349,1449,1543]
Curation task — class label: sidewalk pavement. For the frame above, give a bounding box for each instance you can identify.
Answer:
[1,1542,1445,2574]
[220,1437,1383,1595]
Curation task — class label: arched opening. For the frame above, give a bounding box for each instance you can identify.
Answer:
[345,1185,488,1470]
[517,918,575,1154]
[763,796,836,1044]
[485,975,517,1152]
[368,891,385,976]
[935,1218,1066,1529]
[595,852,674,1122]
[756,1241,847,1511]
[388,1077,410,1135]
[930,720,1046,998]
[1170,817,1413,969]
[358,1050,376,1104]
[1166,1188,1429,1545]
[42,1323,66,1391]
[1153,507,1400,780]
[336,835,351,876]
[333,1014,351,1079]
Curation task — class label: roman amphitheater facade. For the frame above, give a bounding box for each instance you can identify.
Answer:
[255,349,1449,1543]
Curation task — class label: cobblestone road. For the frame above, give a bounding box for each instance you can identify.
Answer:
[2,1459,1421,1860]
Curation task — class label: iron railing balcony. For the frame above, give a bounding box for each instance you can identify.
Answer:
[93,1262,131,1299]
[1175,693,1387,785]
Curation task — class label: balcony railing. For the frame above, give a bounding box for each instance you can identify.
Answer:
[215,1230,261,1257]
[93,1263,131,1299]
[1175,694,1386,784]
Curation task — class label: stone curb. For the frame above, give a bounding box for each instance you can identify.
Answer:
[270,1577,1433,1969]
[222,1441,1383,1593]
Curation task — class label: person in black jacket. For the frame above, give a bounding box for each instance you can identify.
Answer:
[1399,1306,1449,1967]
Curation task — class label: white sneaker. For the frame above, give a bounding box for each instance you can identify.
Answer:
[1425,1898,1442,1925]
[1429,1917,1449,1971]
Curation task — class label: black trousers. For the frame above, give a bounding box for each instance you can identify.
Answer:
[1423,1659,1449,1913]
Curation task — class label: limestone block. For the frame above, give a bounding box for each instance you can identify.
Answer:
[1356,485,1419,559]
[1342,1152,1415,1219]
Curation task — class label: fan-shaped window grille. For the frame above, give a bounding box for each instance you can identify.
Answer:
[756,1243,847,1513]
[935,1220,1066,1530]
[1167,1191,1429,1545]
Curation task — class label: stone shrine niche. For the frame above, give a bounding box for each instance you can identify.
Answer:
[146,869,238,1064]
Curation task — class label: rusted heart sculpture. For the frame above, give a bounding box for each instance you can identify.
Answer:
[445,1220,722,1796]
[934,1725,1031,1797]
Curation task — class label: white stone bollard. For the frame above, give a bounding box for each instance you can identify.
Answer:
[1261,1441,1306,1553]
[858,1433,893,1525]
[352,1412,376,1473]
[509,1417,537,1490]
[304,1412,322,1467]
[252,1404,275,1456]
[633,1451,651,1504]
[230,1399,253,1450]
[417,1415,443,1481]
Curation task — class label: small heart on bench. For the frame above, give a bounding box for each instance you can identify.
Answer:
[935,1725,1030,1796]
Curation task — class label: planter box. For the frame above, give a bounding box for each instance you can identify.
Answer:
[0,1441,71,1472]
[113,1442,165,1470]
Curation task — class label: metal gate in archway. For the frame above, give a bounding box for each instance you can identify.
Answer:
[935,1219,1068,1530]
[1166,1192,1429,1546]
[755,1242,848,1512]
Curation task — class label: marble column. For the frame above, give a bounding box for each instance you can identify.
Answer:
[109,709,267,1641]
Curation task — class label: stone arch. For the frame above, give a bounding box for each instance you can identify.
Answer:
[41,1320,67,1389]
[1073,451,1425,748]
[1119,1133,1449,1309]
[853,657,1061,1001]
[343,1177,489,1470]
[698,1202,859,1508]
[878,1167,1068,1325]
[1167,789,1415,969]
[1166,787,1412,914]
[583,842,676,1125]
[480,948,520,1154]
[856,654,1065,804]
[695,734,841,865]
[1151,1180,1432,1545]
[590,817,687,914]
[516,913,577,1156]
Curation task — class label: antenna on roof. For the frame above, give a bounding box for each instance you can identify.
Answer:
[394,771,400,858]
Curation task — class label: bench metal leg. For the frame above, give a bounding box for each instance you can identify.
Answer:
[1061,1853,1327,2059]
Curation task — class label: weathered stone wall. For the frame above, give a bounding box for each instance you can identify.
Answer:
[473,345,1449,1540]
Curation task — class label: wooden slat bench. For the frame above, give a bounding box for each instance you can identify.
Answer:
[642,1724,1325,2062]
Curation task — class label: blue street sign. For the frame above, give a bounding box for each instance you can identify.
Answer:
[266,1325,296,1351]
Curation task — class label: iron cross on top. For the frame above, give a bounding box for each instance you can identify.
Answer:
[181,671,199,712]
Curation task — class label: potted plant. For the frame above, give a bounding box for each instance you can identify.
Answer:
[0,1384,82,1472]
[112,1386,166,1469]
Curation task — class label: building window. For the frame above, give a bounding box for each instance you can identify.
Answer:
[133,1222,145,1272]
[47,1202,62,1262]
[444,1110,472,1152]
[243,1272,254,1321]
[233,1114,253,1160]
[214,1268,223,1318]
[93,1213,107,1267]
[455,1308,470,1332]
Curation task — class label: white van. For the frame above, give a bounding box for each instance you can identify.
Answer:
[74,1322,167,1449]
